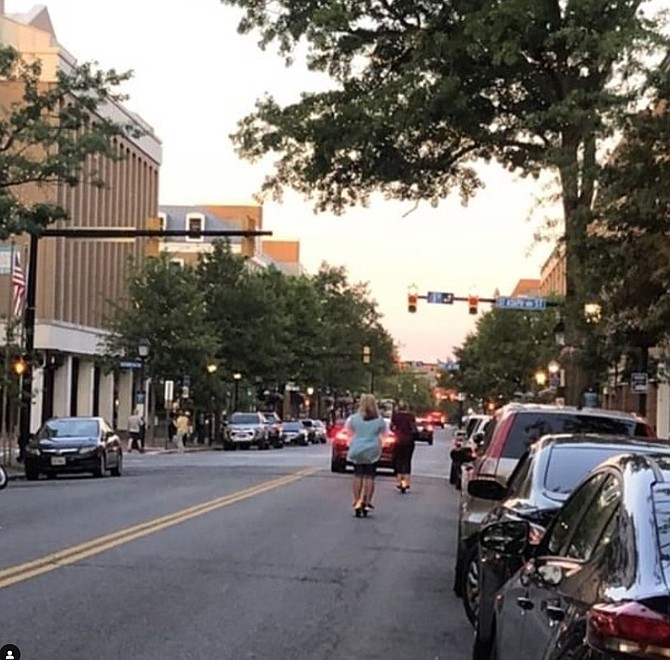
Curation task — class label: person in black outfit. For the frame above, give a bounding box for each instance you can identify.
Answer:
[390,401,417,493]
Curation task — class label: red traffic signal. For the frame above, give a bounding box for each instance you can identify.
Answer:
[408,293,418,313]
[468,296,478,315]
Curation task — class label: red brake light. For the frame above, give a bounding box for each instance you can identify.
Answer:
[426,424,434,431]
[335,430,349,443]
[383,432,396,446]
[587,601,670,654]
[476,412,514,478]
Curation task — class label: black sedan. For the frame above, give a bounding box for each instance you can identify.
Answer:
[480,449,670,660]
[468,434,670,649]
[24,416,123,480]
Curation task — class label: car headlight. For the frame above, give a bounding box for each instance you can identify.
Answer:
[78,446,97,455]
[26,446,41,455]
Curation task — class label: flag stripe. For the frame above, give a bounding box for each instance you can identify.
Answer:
[12,251,26,318]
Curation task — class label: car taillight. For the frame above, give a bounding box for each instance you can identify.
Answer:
[587,601,670,656]
[335,431,349,443]
[475,413,514,478]
[426,424,433,431]
[383,433,396,446]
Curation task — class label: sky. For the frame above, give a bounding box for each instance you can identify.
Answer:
[6,0,569,361]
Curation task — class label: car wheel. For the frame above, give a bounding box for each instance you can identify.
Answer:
[93,454,107,478]
[0,466,7,490]
[331,460,346,473]
[428,438,434,445]
[461,543,480,626]
[111,452,123,477]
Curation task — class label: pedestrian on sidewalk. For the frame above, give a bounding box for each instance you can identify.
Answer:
[391,400,417,493]
[345,393,386,517]
[127,409,144,453]
[174,411,188,452]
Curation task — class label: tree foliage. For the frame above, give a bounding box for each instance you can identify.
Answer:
[101,242,397,407]
[223,0,668,394]
[586,71,670,356]
[449,306,560,402]
[0,45,135,237]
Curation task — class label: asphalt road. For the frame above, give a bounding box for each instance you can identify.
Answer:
[0,428,472,660]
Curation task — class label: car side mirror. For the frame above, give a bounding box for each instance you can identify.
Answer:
[480,520,529,556]
[468,478,507,501]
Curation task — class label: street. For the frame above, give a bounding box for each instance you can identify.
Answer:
[0,429,472,660]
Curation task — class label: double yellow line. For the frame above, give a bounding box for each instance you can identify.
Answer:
[0,467,316,590]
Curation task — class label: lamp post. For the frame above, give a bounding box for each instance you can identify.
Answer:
[137,339,150,415]
[233,373,242,412]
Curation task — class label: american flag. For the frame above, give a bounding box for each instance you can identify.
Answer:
[12,250,26,318]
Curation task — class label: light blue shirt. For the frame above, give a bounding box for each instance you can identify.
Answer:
[345,413,385,464]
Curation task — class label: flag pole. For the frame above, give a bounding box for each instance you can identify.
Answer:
[2,241,15,467]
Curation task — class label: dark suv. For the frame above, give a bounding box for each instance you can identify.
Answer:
[452,402,655,623]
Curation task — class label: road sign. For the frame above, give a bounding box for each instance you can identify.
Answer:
[120,360,142,369]
[427,291,454,304]
[495,296,547,311]
[631,372,648,394]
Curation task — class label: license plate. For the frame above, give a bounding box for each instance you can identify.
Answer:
[51,456,66,466]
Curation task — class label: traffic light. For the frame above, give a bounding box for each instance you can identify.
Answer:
[362,346,371,364]
[468,296,478,315]
[11,355,28,376]
[408,293,418,313]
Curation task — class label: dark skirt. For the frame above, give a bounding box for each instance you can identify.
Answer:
[394,442,415,474]
[353,462,378,477]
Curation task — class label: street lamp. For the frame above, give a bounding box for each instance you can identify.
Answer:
[584,302,602,324]
[206,362,218,374]
[548,360,560,375]
[233,373,242,411]
[535,370,547,387]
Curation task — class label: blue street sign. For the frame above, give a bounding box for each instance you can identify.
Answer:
[427,291,455,304]
[495,296,547,311]
[120,360,142,369]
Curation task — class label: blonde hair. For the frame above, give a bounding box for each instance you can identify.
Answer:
[358,393,380,420]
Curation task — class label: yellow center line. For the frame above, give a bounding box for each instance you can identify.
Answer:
[0,467,318,590]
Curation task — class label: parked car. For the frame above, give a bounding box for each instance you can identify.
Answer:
[466,433,670,641]
[301,419,317,443]
[330,420,397,473]
[24,416,123,480]
[260,411,284,448]
[452,403,655,613]
[482,451,670,659]
[224,412,271,450]
[312,419,327,443]
[415,417,435,444]
[282,420,310,446]
[450,414,490,487]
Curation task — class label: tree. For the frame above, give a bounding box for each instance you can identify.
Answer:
[223,0,667,400]
[451,307,559,402]
[100,255,219,396]
[0,45,135,236]
[585,72,670,409]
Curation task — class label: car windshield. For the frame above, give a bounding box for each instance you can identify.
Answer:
[543,444,665,496]
[231,414,259,425]
[283,422,302,431]
[262,414,279,423]
[37,418,99,439]
[502,412,644,459]
[302,420,314,428]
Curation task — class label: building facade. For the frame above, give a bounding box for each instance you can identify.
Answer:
[539,245,567,296]
[158,204,305,275]
[0,4,162,432]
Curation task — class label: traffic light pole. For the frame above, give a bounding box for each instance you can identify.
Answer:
[17,226,272,459]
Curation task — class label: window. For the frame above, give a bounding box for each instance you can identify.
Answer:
[169,259,184,270]
[564,475,621,561]
[544,473,607,556]
[158,212,167,233]
[506,452,534,499]
[186,213,204,241]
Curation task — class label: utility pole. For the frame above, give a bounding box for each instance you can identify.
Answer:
[17,226,272,455]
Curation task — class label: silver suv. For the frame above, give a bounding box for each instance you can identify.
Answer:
[452,402,655,625]
[225,412,271,450]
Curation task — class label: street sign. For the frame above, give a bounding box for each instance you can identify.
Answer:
[495,296,547,311]
[164,380,174,404]
[183,374,191,387]
[427,291,454,304]
[120,360,142,369]
[631,372,648,394]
